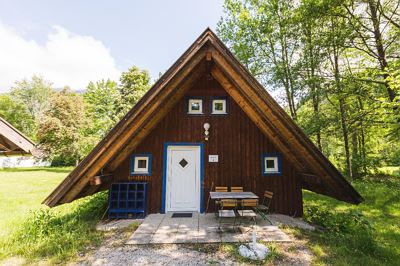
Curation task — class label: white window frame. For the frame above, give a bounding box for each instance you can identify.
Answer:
[188,99,203,114]
[134,156,149,174]
[212,99,227,114]
[264,157,279,173]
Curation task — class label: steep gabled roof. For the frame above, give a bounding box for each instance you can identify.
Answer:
[0,117,36,155]
[44,28,362,207]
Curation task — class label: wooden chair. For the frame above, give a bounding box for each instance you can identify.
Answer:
[255,191,274,223]
[217,199,238,230]
[230,186,243,192]
[214,186,228,209]
[237,199,258,226]
[215,186,228,192]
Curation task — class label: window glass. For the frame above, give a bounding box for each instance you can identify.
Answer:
[188,99,203,114]
[137,159,147,169]
[266,159,275,169]
[212,99,227,114]
[263,155,280,175]
[131,154,152,175]
[214,102,224,111]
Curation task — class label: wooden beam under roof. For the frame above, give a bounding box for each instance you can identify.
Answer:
[0,117,35,155]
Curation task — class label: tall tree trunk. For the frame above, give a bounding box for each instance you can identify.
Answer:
[339,97,352,178]
[332,39,353,178]
[351,130,360,178]
[358,96,368,175]
[368,0,396,101]
[305,26,322,151]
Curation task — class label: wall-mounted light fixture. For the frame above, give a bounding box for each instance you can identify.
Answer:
[203,123,210,141]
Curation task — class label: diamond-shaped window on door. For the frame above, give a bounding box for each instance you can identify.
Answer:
[179,158,188,168]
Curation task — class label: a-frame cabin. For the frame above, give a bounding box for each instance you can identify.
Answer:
[44,29,362,216]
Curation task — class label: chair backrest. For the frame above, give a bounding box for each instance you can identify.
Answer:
[230,186,243,192]
[262,191,274,208]
[241,199,258,207]
[220,199,237,209]
[264,191,274,199]
[215,186,228,192]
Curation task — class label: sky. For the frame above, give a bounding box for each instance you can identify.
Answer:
[0,0,225,92]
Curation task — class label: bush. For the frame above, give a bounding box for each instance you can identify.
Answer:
[304,204,379,256]
[0,192,107,262]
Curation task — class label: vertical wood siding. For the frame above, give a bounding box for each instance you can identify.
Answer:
[113,75,303,216]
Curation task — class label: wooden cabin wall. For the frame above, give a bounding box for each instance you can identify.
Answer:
[113,75,303,216]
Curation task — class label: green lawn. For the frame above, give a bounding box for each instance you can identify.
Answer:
[0,167,399,265]
[0,167,70,236]
[0,167,107,263]
[300,176,400,265]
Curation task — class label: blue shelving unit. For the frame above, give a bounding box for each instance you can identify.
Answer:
[108,182,148,219]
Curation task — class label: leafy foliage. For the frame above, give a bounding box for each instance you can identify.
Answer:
[10,75,53,122]
[118,66,151,115]
[218,0,400,177]
[84,79,121,138]
[37,88,92,165]
[0,94,35,138]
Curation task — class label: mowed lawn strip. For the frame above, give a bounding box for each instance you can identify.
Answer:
[0,167,70,235]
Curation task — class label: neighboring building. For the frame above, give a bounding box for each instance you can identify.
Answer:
[0,117,35,155]
[0,117,49,168]
[44,29,362,216]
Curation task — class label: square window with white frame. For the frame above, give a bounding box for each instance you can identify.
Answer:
[212,99,227,114]
[263,154,281,175]
[131,154,152,175]
[188,99,203,114]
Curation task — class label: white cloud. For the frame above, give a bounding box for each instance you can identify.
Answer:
[0,22,120,92]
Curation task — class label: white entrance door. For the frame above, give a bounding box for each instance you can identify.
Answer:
[166,145,201,212]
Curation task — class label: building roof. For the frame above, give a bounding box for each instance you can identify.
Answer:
[43,28,362,207]
[0,117,36,155]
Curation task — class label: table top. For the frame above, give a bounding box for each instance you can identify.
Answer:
[209,191,259,199]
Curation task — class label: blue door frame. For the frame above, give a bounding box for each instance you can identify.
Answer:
[161,142,205,213]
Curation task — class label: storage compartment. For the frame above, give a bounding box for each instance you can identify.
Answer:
[108,182,148,219]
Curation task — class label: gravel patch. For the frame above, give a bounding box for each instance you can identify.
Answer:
[269,214,315,231]
[75,244,237,266]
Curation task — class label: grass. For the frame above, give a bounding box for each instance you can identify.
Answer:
[300,175,400,265]
[0,167,71,235]
[0,167,108,264]
[1,167,399,265]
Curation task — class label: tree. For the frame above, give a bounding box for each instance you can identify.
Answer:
[118,66,151,116]
[0,94,35,138]
[10,75,53,122]
[84,79,121,138]
[342,0,399,102]
[218,0,302,119]
[37,88,89,166]
[218,0,400,178]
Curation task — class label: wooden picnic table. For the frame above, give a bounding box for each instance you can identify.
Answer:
[209,191,259,200]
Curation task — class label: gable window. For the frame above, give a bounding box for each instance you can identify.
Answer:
[262,154,281,175]
[211,98,227,114]
[188,98,203,114]
[130,154,152,175]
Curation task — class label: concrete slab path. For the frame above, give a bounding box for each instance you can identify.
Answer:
[126,213,291,245]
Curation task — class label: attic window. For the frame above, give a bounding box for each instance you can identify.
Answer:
[262,154,281,176]
[211,98,227,114]
[188,98,203,114]
[130,154,152,176]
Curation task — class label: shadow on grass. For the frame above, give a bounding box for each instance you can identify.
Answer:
[0,167,73,174]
